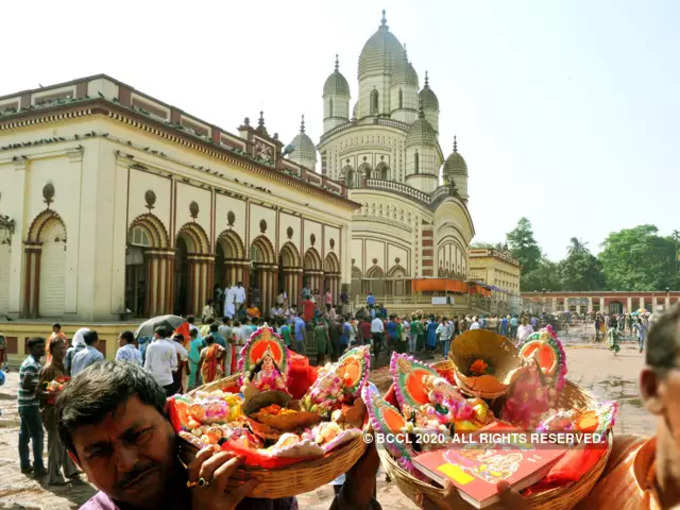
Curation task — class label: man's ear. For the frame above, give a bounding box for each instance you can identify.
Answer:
[67,449,82,470]
[640,367,665,415]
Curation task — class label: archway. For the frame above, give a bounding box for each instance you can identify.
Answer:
[366,265,385,297]
[24,209,67,318]
[375,162,389,180]
[216,229,247,304]
[126,213,171,317]
[250,235,277,316]
[387,264,407,297]
[175,222,212,317]
[303,247,323,298]
[323,252,341,305]
[278,242,302,307]
[359,162,372,182]
[342,166,355,188]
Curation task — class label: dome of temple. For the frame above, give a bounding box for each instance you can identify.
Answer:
[358,10,405,79]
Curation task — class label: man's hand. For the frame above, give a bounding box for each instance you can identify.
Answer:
[419,480,531,510]
[187,447,258,510]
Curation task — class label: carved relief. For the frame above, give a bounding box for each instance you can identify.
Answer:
[42,182,55,207]
[144,190,156,211]
[189,201,199,219]
[227,210,235,226]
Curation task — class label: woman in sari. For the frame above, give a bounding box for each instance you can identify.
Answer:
[197,335,226,384]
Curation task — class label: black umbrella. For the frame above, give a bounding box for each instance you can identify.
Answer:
[135,314,186,339]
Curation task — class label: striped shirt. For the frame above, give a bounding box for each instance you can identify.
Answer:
[18,354,42,408]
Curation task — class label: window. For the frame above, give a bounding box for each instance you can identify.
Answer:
[329,98,334,117]
[398,89,403,109]
[130,226,151,248]
[414,151,419,174]
[370,89,379,115]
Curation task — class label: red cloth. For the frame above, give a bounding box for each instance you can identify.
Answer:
[359,321,372,341]
[173,322,191,347]
[286,349,318,399]
[522,446,608,495]
[302,299,316,322]
[230,345,238,375]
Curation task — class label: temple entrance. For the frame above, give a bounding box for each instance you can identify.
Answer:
[125,246,147,317]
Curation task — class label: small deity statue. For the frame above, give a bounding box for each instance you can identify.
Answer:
[245,347,287,393]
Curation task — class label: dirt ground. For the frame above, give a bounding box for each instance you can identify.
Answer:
[0,340,653,509]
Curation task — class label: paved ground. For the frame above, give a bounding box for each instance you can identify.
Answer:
[0,337,653,509]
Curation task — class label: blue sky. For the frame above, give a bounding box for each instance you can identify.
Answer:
[2,0,677,260]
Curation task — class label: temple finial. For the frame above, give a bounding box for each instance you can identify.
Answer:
[418,97,424,119]
[381,9,387,27]
[425,70,429,87]
[453,135,458,152]
[300,114,305,133]
[334,54,339,72]
[258,111,265,128]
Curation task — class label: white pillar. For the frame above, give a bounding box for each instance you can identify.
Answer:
[667,294,672,308]
[564,298,569,312]
[639,296,645,310]
[627,296,632,313]
[653,295,658,309]
[587,296,593,313]
[599,297,605,312]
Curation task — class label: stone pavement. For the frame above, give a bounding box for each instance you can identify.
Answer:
[0,342,653,509]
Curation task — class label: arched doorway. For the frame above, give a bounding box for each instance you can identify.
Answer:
[216,229,247,289]
[126,213,171,317]
[387,264,407,297]
[366,265,385,297]
[23,210,67,318]
[279,242,302,307]
[175,223,211,317]
[375,162,389,180]
[303,248,323,297]
[323,252,341,305]
[250,235,276,316]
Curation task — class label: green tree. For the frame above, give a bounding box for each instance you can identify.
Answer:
[599,225,677,290]
[521,257,562,291]
[559,238,605,290]
[506,217,541,274]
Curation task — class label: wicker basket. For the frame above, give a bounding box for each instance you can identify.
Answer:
[187,373,242,395]
[379,380,613,510]
[179,374,367,498]
[178,422,366,498]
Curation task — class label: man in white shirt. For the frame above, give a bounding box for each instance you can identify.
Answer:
[234,282,246,312]
[516,315,534,345]
[143,325,178,396]
[469,316,481,330]
[370,316,385,366]
[436,317,454,358]
[71,330,104,376]
[224,285,236,319]
[115,331,142,366]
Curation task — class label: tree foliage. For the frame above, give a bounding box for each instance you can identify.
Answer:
[506,217,541,274]
[521,257,562,291]
[559,238,605,291]
[598,225,678,290]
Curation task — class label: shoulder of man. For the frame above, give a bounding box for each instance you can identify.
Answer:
[80,491,119,510]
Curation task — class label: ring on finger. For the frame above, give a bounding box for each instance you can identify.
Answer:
[198,477,211,488]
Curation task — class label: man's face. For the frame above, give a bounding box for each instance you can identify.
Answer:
[70,395,176,508]
[118,336,126,347]
[30,342,45,359]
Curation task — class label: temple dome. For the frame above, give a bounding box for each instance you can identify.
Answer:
[323,56,350,97]
[289,115,317,168]
[444,137,468,175]
[358,10,405,79]
[419,72,439,111]
[405,106,437,148]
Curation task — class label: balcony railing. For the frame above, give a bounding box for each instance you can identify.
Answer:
[364,179,431,205]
